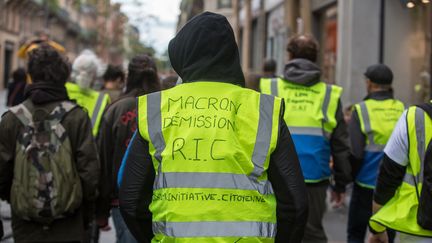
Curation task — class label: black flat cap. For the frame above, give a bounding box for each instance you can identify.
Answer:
[364,64,393,85]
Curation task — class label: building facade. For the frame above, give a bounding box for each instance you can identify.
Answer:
[0,0,136,91]
[0,0,98,90]
[177,0,432,105]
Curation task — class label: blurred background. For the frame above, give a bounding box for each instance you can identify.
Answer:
[0,0,431,107]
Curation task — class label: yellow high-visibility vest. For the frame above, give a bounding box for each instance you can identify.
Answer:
[138,81,282,242]
[370,105,432,237]
[260,77,341,183]
[66,82,110,136]
[354,98,404,188]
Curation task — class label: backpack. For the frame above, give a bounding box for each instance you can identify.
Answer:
[415,103,432,229]
[9,100,83,224]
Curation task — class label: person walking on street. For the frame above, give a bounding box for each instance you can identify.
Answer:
[97,54,161,243]
[118,12,308,242]
[260,34,351,243]
[102,65,125,102]
[369,101,432,242]
[249,59,277,91]
[7,68,27,107]
[262,59,277,79]
[0,44,100,242]
[66,50,110,137]
[347,64,404,243]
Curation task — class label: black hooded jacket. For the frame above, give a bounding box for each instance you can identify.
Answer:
[168,12,245,86]
[119,12,308,242]
[0,83,100,242]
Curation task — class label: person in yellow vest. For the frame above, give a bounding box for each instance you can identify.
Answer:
[118,12,308,242]
[66,50,110,136]
[347,64,404,243]
[260,35,351,242]
[369,103,432,242]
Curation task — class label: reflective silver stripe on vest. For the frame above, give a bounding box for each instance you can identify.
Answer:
[251,94,274,179]
[365,144,385,152]
[153,221,276,238]
[289,126,331,139]
[415,107,426,183]
[403,172,417,186]
[322,85,332,123]
[270,78,278,96]
[147,92,166,162]
[153,172,274,194]
[403,108,426,186]
[149,93,275,194]
[359,102,384,152]
[91,93,105,127]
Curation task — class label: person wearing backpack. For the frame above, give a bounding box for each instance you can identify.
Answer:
[0,44,100,242]
[369,102,432,242]
[347,64,404,243]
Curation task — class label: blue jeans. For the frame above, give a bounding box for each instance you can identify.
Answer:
[112,207,138,243]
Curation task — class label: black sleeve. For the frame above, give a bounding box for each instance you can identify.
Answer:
[119,133,154,243]
[68,109,100,202]
[268,104,308,243]
[0,112,17,201]
[374,154,406,205]
[330,100,352,192]
[96,113,114,220]
[349,109,366,178]
[0,218,3,239]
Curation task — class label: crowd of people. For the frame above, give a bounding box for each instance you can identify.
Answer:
[0,11,431,243]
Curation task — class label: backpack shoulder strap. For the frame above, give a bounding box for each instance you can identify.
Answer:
[417,103,432,120]
[9,100,34,127]
[49,101,77,126]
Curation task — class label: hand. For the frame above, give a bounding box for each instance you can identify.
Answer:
[97,217,111,231]
[368,231,388,243]
[330,191,346,208]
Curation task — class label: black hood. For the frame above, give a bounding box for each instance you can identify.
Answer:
[168,12,245,86]
[283,58,321,86]
[24,82,69,105]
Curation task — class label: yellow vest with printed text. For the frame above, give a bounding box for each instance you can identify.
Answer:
[354,99,405,188]
[260,77,342,182]
[369,105,432,237]
[138,82,282,242]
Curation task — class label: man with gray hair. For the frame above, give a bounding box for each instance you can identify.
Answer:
[66,50,110,137]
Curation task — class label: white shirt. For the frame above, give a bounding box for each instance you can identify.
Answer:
[383,110,409,167]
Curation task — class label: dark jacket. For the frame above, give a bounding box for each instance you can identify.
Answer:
[97,90,142,219]
[7,81,26,107]
[119,12,308,243]
[282,58,351,192]
[349,90,395,178]
[0,83,100,242]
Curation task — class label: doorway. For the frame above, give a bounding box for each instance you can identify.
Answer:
[3,41,14,89]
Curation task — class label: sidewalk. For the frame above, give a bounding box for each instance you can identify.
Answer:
[0,89,117,242]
